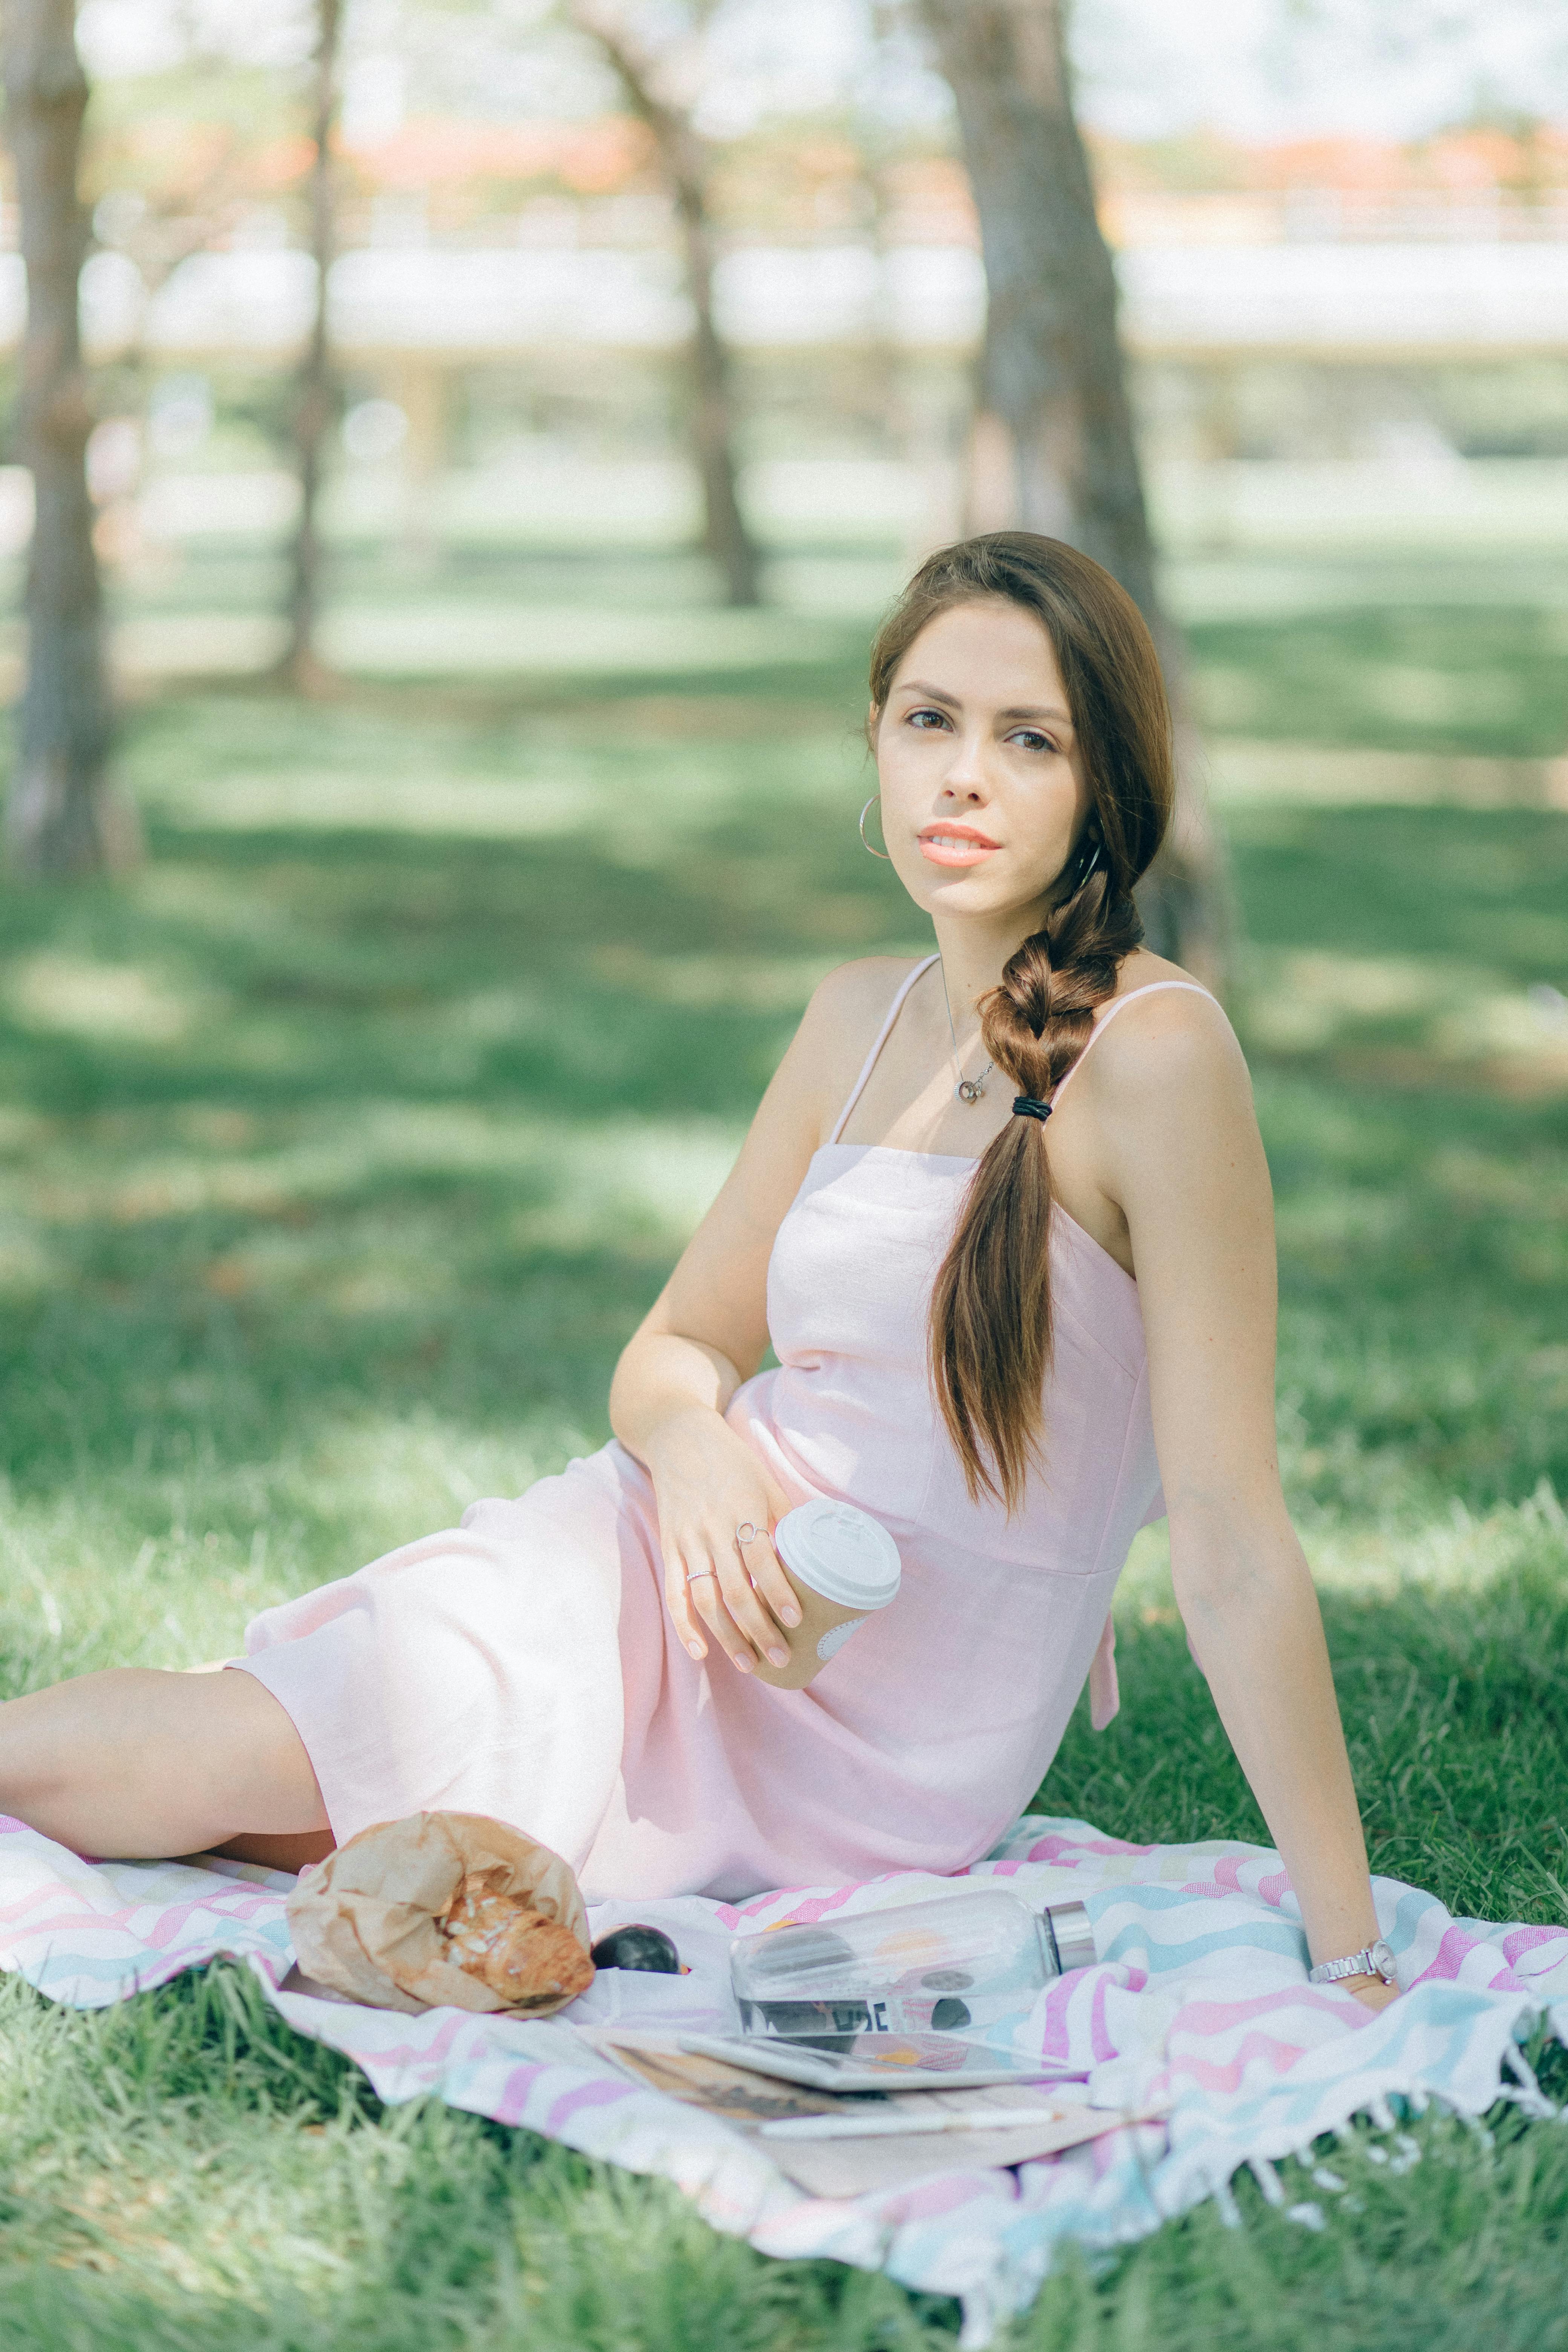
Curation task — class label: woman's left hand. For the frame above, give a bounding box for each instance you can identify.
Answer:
[1348,1976,1400,2014]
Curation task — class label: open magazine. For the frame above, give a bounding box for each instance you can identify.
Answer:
[672,2028,1076,2091]
[580,2027,1148,2199]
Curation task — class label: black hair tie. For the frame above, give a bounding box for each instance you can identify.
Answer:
[1012,1096,1052,1124]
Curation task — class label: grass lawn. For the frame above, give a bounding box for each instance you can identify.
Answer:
[0,544,1565,2347]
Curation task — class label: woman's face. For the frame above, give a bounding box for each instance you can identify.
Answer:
[872,597,1092,928]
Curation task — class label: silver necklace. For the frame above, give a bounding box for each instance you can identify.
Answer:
[937,958,994,1104]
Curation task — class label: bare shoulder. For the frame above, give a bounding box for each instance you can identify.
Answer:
[799,953,929,1062]
[1067,956,1270,1245]
[776,954,931,1141]
[1078,952,1250,1118]
[807,953,929,1027]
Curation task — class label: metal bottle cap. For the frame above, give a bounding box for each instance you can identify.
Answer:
[1042,1900,1097,1975]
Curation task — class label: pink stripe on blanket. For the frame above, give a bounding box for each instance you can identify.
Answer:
[875,2173,1003,2226]
[1173,1986,1355,2035]
[477,2060,553,2124]
[545,2077,639,2133]
[1023,1830,1153,1863]
[1170,2030,1314,2093]
[0,1882,104,1933]
[144,1893,285,1950]
[760,1884,867,1930]
[1037,1968,1081,2061]
[1090,1971,1117,2063]
[1410,1923,1545,1989]
[1500,1925,1568,1966]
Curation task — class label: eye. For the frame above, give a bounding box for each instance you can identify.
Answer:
[1008,727,1057,755]
[905,706,951,732]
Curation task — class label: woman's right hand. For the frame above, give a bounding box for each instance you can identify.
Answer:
[641,1406,801,1674]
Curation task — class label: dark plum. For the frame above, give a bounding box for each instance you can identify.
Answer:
[590,1924,682,1973]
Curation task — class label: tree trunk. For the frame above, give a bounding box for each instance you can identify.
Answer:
[676,169,762,607]
[1,0,135,875]
[572,13,761,607]
[917,0,1227,981]
[277,0,342,691]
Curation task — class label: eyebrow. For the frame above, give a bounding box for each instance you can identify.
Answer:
[896,680,1074,729]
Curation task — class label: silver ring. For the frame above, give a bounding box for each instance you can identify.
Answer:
[734,1521,760,1546]
[685,1567,718,1584]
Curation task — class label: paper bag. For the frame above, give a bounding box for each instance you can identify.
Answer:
[286,1810,594,2016]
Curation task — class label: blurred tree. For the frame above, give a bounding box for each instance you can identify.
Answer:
[277,0,343,692]
[1,0,136,875]
[916,0,1226,978]
[87,61,284,296]
[570,3,761,607]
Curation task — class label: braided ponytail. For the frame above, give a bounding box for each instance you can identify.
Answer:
[868,533,1175,1511]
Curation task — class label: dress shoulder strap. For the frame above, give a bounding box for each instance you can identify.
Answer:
[1050,980,1218,1109]
[827,954,940,1146]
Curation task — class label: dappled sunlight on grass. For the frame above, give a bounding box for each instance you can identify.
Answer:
[141,765,620,841]
[0,675,1560,1646]
[1189,602,1568,758]
[0,568,1564,2349]
[4,952,225,1046]
[1240,944,1568,1080]
[589,944,852,1010]
[1074,1486,1568,1924]
[5,1103,741,1253]
[318,598,863,681]
[126,699,873,868]
[0,1395,604,1682]
[0,1960,937,2352]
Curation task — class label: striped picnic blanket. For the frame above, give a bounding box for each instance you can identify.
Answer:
[3,1811,1565,2346]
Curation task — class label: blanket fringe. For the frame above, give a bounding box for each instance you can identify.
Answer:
[957,2286,998,2351]
[1497,2042,1559,2121]
[1246,2157,1285,2208]
[1211,2077,1522,2237]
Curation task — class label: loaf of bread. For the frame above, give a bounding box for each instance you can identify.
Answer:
[440,1874,596,2007]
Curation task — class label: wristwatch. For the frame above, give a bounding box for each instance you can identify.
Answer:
[1308,1937,1397,1989]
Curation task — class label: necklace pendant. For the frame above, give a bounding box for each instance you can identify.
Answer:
[957,1076,985,1104]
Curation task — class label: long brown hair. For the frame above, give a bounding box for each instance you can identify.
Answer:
[868,532,1175,1511]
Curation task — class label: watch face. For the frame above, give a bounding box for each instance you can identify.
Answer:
[1369,1938,1397,1981]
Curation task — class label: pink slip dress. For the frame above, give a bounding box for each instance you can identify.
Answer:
[237,958,1215,1902]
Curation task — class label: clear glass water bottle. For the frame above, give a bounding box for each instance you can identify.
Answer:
[730,1888,1097,2046]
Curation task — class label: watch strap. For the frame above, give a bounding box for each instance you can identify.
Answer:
[1308,1939,1396,1987]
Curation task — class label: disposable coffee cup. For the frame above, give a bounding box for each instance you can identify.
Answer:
[750,1499,902,1691]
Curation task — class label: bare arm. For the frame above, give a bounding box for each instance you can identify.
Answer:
[1080,994,1391,2002]
[609,959,913,1675]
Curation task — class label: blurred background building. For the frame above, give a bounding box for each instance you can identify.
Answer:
[2,0,1566,692]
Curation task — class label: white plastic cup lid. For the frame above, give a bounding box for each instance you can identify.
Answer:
[773,1499,901,1612]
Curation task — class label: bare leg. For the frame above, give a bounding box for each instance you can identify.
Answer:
[213,1828,335,1870]
[0,1666,330,1860]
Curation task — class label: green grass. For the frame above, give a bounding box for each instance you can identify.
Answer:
[1189,602,1568,757]
[0,564,1565,2346]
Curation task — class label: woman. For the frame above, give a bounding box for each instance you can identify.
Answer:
[0,534,1397,2010]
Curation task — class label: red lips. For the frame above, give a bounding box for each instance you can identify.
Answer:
[917,822,1001,848]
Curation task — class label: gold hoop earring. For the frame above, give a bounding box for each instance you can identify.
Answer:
[858,795,891,860]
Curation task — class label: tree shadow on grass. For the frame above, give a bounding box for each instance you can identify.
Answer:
[0,1960,956,2352]
[1189,602,1568,759]
[0,704,1563,1917]
[1044,1547,1568,1928]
